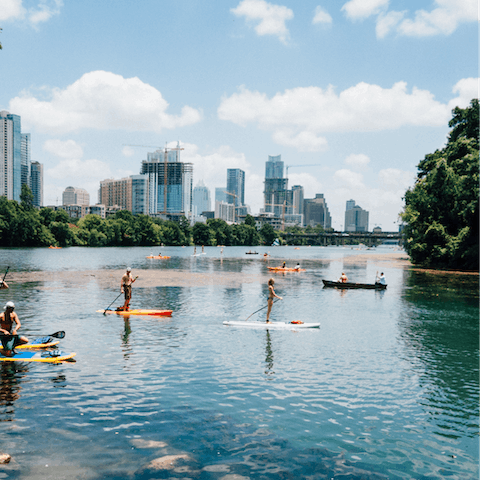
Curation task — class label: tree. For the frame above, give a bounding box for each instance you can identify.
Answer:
[20,184,34,210]
[401,99,479,270]
[244,214,256,227]
[259,223,276,246]
[192,223,216,246]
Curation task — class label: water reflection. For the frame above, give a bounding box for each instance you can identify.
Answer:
[0,362,27,421]
[264,330,274,378]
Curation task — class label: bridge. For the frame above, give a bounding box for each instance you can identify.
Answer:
[281,231,403,247]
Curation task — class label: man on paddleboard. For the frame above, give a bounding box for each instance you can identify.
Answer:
[120,268,137,311]
[0,302,28,355]
[266,278,282,323]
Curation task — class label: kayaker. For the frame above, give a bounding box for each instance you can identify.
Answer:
[120,268,137,311]
[0,301,28,355]
[375,272,386,286]
[294,263,301,271]
[282,261,286,269]
[266,278,283,323]
[339,272,348,283]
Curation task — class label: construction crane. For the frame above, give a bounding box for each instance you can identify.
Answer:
[123,143,184,214]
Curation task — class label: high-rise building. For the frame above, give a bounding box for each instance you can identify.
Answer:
[193,180,211,215]
[62,186,90,206]
[292,185,304,216]
[140,145,193,217]
[264,154,288,217]
[21,133,31,190]
[0,110,22,201]
[30,161,43,208]
[226,168,245,207]
[99,177,132,211]
[304,194,331,228]
[344,199,369,232]
[131,175,149,215]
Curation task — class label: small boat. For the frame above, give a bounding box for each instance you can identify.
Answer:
[322,280,387,290]
[49,245,62,249]
[245,251,258,255]
[268,266,306,272]
[146,255,170,259]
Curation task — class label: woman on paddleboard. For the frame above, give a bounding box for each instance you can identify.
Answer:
[266,278,282,323]
[0,301,28,355]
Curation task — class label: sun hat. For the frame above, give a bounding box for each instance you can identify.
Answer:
[4,301,14,309]
[126,267,131,271]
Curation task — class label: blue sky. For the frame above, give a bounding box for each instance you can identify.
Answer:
[0,0,477,230]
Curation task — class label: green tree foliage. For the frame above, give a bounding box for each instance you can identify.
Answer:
[259,223,277,245]
[401,99,479,270]
[20,184,34,210]
[192,223,216,246]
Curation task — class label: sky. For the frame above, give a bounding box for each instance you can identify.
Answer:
[0,0,477,231]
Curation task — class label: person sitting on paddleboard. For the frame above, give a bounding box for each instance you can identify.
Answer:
[266,278,282,323]
[339,272,348,283]
[120,268,137,311]
[0,301,28,355]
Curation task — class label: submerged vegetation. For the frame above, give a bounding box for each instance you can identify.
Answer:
[401,99,479,271]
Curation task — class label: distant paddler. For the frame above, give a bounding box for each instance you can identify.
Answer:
[0,301,28,355]
[266,278,283,323]
[119,267,137,312]
[0,280,8,289]
[338,272,348,283]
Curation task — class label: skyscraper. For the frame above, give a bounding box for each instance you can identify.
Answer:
[30,161,43,208]
[62,186,90,206]
[292,185,304,216]
[264,154,288,217]
[131,175,149,215]
[193,180,211,215]
[21,133,31,190]
[304,194,331,228]
[0,110,22,201]
[344,200,369,232]
[99,177,133,211]
[226,169,245,207]
[140,145,193,217]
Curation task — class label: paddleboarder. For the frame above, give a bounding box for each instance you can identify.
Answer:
[266,278,282,323]
[0,301,28,355]
[120,267,137,311]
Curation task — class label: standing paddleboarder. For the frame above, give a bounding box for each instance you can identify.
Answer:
[120,268,137,312]
[266,278,282,323]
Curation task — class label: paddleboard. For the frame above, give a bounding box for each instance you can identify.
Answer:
[98,309,173,317]
[0,350,76,363]
[223,321,320,329]
[267,267,306,272]
[17,336,60,350]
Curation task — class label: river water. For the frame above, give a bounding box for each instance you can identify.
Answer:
[0,246,477,479]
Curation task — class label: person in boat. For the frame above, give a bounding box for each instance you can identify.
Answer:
[0,280,8,289]
[266,278,283,323]
[294,263,301,271]
[0,301,28,355]
[375,272,386,286]
[119,267,137,311]
[339,272,348,283]
[282,261,286,269]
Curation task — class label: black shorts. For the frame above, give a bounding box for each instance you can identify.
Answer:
[123,284,132,300]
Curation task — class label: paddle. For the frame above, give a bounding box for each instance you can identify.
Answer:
[2,331,65,347]
[103,292,123,315]
[245,298,280,321]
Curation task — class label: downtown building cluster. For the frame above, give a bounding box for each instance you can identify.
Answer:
[0,109,369,231]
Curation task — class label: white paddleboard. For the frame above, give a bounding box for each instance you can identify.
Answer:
[223,321,320,329]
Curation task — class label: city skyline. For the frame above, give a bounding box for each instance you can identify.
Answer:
[0,0,476,230]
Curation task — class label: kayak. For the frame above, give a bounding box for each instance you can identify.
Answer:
[98,309,173,317]
[268,267,306,272]
[146,255,170,259]
[223,321,320,329]
[322,280,387,290]
[0,350,76,363]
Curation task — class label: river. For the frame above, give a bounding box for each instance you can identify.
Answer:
[0,245,477,479]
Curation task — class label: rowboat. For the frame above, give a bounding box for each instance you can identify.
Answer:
[322,280,387,290]
[268,267,306,272]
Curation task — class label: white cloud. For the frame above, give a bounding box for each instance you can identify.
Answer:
[345,0,478,38]
[378,168,415,189]
[9,70,202,134]
[448,77,479,110]
[345,153,370,169]
[288,172,322,197]
[334,169,365,189]
[0,0,62,25]
[312,6,332,25]
[341,0,389,20]
[218,81,450,151]
[122,146,136,157]
[43,139,83,159]
[231,0,294,44]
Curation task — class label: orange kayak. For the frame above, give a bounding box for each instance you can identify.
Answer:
[268,267,306,272]
[98,309,173,316]
[146,255,170,259]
